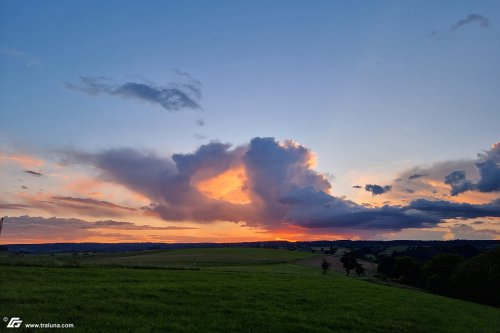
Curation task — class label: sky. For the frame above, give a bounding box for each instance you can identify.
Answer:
[0,0,499,243]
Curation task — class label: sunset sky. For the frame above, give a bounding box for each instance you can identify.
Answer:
[1,1,499,243]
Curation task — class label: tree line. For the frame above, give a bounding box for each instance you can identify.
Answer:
[376,246,500,307]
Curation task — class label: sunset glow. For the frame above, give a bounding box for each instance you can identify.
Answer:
[0,1,499,244]
[196,166,251,205]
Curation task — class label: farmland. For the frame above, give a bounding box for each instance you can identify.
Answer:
[0,248,499,332]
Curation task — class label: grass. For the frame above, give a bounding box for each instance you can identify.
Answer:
[0,247,315,269]
[0,248,499,332]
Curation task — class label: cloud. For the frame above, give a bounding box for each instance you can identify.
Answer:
[194,134,207,140]
[0,152,44,168]
[51,196,137,212]
[450,14,490,31]
[444,170,474,195]
[408,173,428,180]
[195,119,205,126]
[61,138,500,234]
[365,184,392,196]
[0,216,195,243]
[0,47,41,67]
[14,192,142,218]
[65,75,201,111]
[352,185,362,189]
[430,14,490,38]
[445,143,500,195]
[91,220,197,230]
[407,199,500,220]
[0,203,32,210]
[24,170,43,177]
[450,223,500,240]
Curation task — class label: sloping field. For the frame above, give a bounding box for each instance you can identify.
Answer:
[0,248,316,268]
[1,248,499,332]
[83,247,315,268]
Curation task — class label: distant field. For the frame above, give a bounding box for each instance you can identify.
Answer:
[1,248,499,332]
[0,247,315,268]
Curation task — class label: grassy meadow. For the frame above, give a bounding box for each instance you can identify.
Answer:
[0,248,499,332]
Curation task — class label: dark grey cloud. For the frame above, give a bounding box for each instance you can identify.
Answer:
[451,14,490,31]
[406,189,415,194]
[408,173,428,180]
[408,199,500,220]
[444,170,474,195]
[445,143,500,195]
[365,184,392,196]
[65,75,201,111]
[352,185,362,189]
[195,119,205,126]
[24,170,43,177]
[285,196,500,231]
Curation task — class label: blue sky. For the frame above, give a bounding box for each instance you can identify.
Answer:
[1,1,499,242]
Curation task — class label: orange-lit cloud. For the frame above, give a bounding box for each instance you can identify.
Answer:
[196,165,251,204]
[0,152,44,169]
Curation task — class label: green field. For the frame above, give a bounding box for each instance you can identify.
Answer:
[0,248,499,332]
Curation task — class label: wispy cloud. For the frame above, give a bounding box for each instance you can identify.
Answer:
[430,13,490,38]
[51,196,137,212]
[0,203,32,210]
[65,74,202,111]
[0,216,196,243]
[408,173,428,180]
[450,14,490,31]
[24,170,43,177]
[0,47,41,67]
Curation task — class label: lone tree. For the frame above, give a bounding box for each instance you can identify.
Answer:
[340,253,358,276]
[321,258,330,274]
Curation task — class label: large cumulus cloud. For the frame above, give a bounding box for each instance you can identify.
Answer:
[63,138,500,232]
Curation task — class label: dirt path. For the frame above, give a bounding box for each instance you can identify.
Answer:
[296,255,378,276]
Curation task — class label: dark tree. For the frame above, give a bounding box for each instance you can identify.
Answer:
[394,256,422,286]
[340,254,358,276]
[378,256,397,278]
[355,263,365,277]
[321,258,330,275]
[422,253,463,295]
[451,247,500,307]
